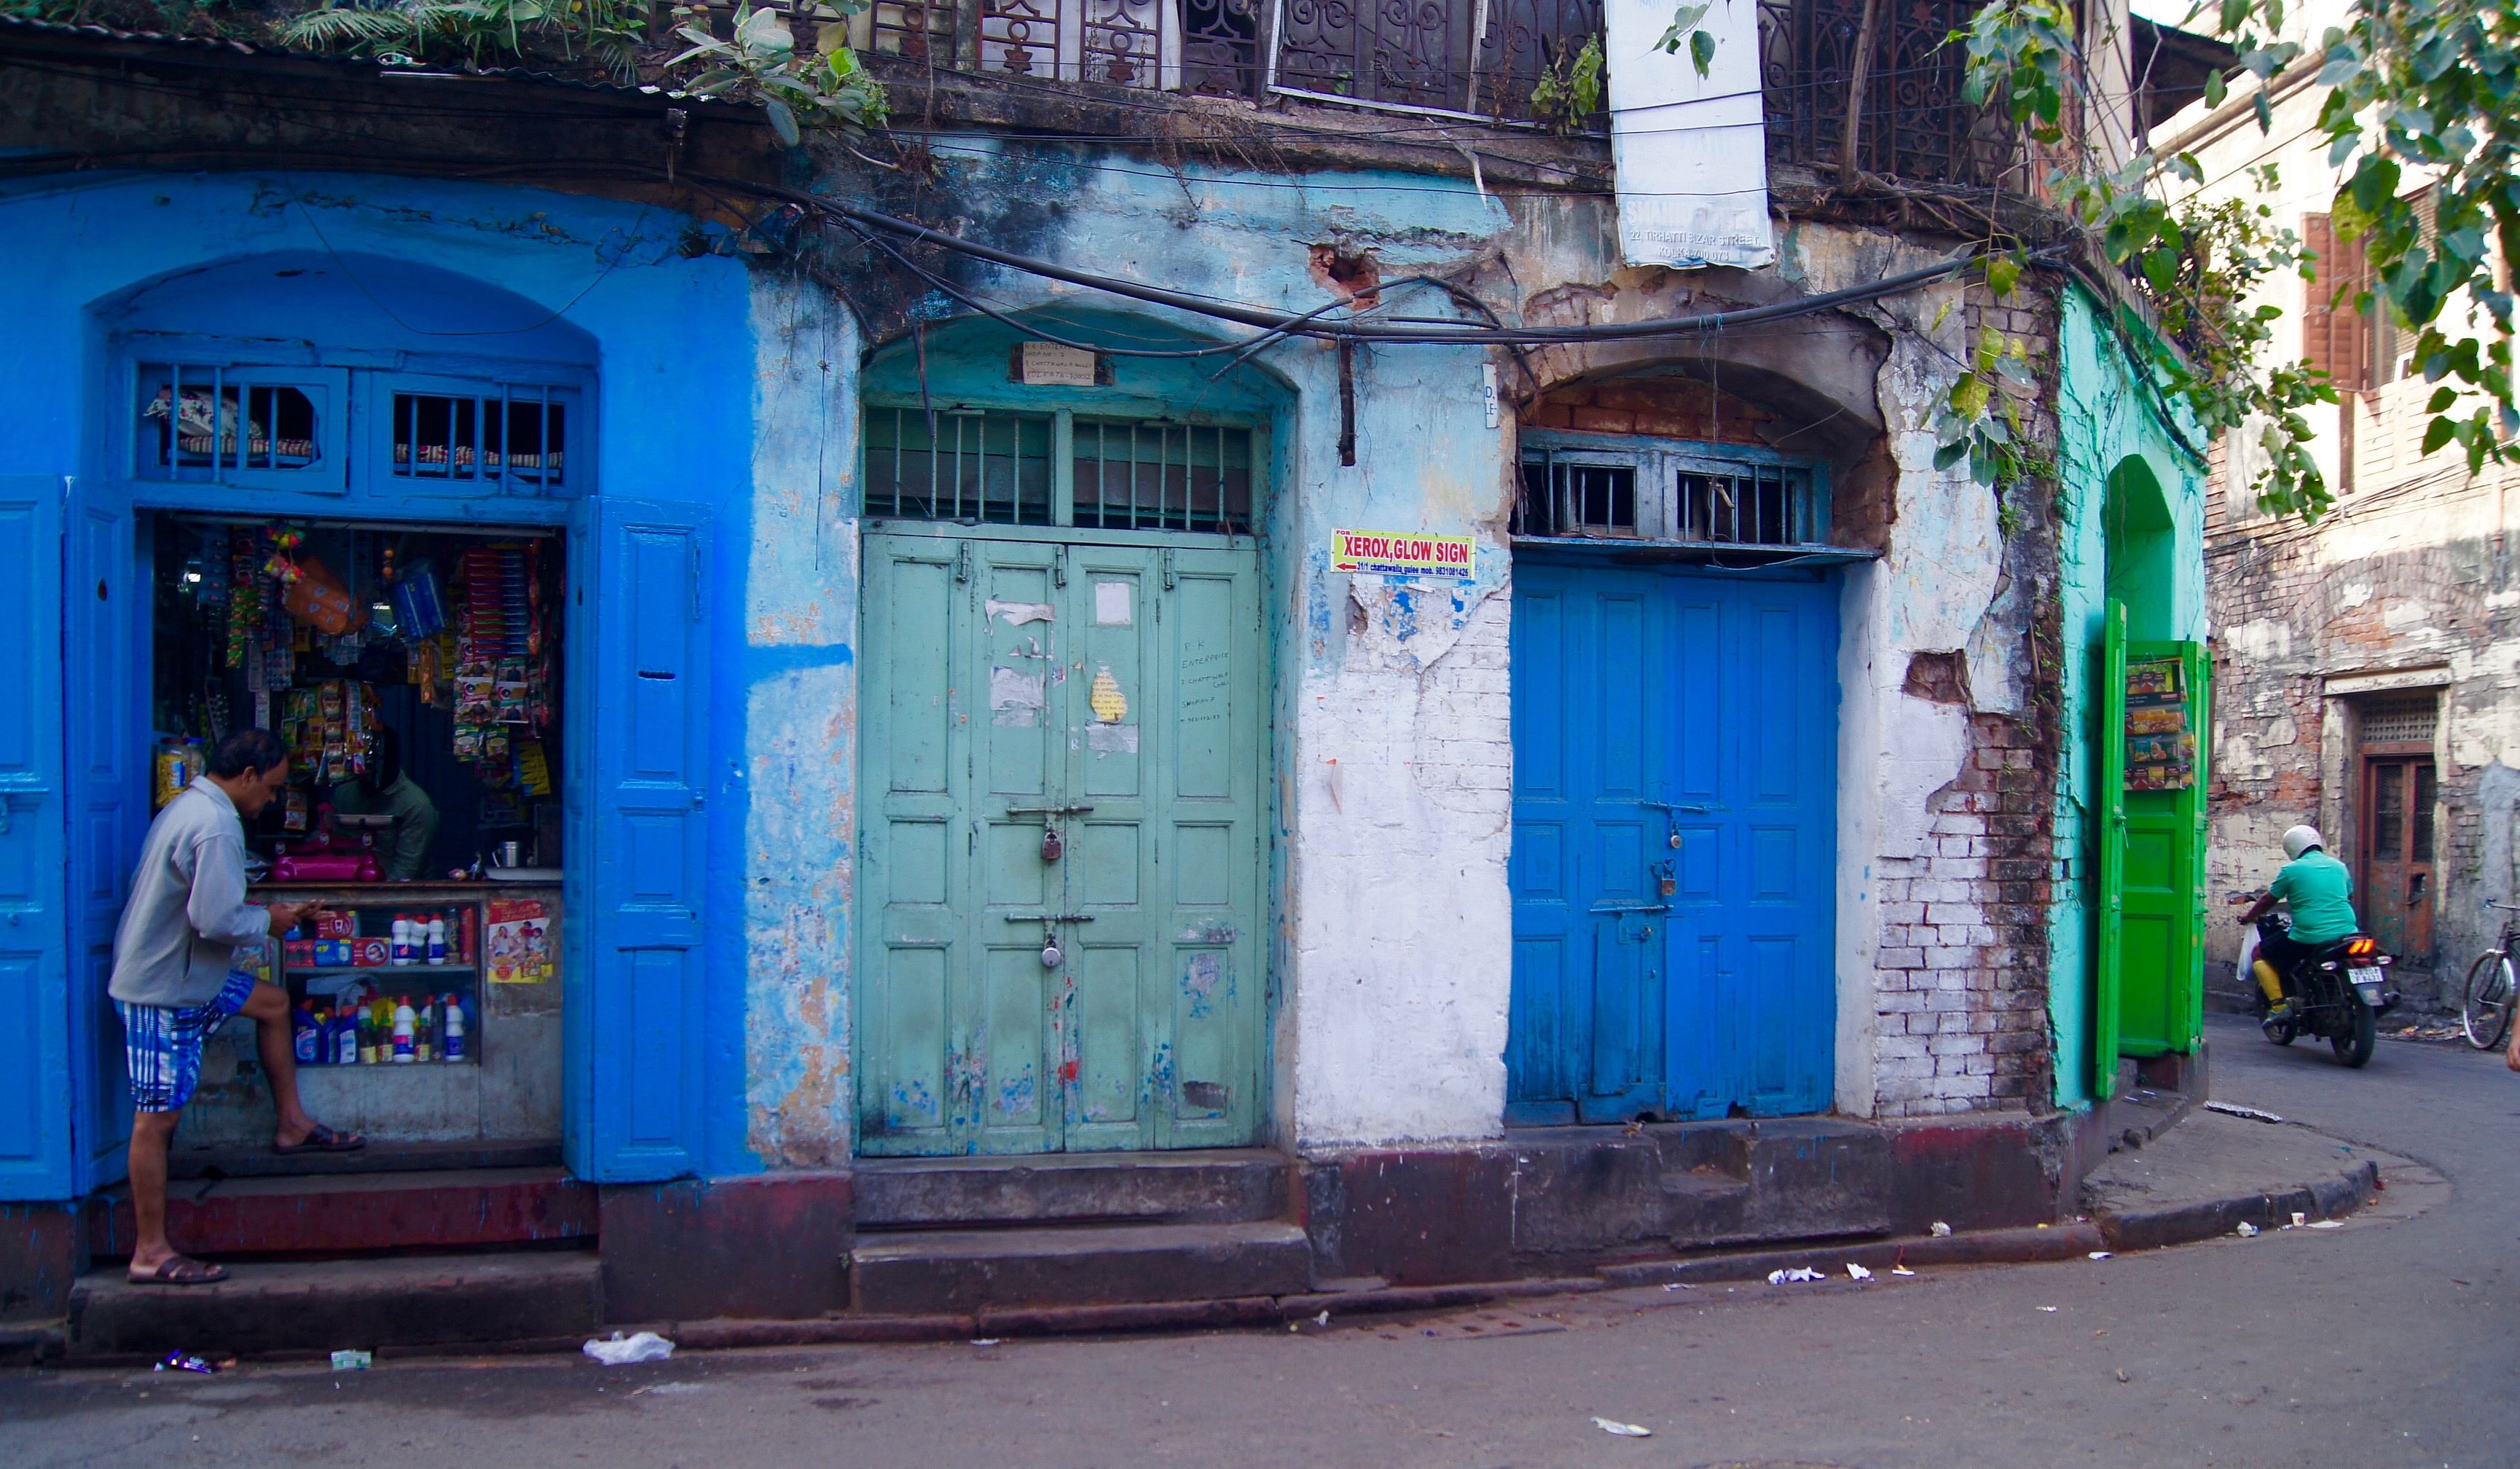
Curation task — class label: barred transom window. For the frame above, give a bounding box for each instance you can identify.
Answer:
[139,365,325,479]
[1518,434,1825,548]
[863,404,1257,535]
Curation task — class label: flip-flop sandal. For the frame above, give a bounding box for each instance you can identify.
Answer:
[272,1123,366,1156]
[128,1254,228,1286]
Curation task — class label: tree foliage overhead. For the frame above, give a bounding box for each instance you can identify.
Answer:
[1954,0,2520,522]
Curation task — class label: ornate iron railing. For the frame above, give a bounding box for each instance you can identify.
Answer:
[1759,0,2011,187]
[1267,0,1604,125]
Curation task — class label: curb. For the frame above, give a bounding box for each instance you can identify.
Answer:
[2093,1156,2380,1253]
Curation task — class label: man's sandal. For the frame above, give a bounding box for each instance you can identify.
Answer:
[128,1254,228,1285]
[272,1123,365,1156]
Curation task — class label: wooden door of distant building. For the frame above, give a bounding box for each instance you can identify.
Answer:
[2359,753,2436,961]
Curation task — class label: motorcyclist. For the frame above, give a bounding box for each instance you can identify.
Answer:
[2239,824,2361,1025]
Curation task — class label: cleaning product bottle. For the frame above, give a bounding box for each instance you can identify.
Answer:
[391,916,415,966]
[415,998,435,1063]
[427,913,447,966]
[392,996,416,1062]
[293,1002,321,1064]
[333,1006,358,1065]
[441,992,466,1062]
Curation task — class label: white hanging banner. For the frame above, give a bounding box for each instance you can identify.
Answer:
[1601,0,1775,270]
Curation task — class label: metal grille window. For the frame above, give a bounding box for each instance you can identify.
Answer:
[140,366,323,477]
[2358,694,2439,748]
[391,389,568,490]
[1518,459,1637,535]
[1072,419,1254,533]
[863,407,1056,525]
[1677,464,1807,545]
[1270,0,1602,126]
[1518,434,1824,548]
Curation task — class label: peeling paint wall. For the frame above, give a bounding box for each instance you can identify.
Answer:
[740,275,860,1167]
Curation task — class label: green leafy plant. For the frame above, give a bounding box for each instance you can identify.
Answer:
[1950,0,2520,522]
[1656,1,1716,78]
[1528,32,1604,135]
[280,0,646,78]
[666,1,886,141]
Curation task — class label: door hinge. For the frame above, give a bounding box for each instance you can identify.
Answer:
[1053,544,1069,587]
[1161,547,1177,590]
[688,538,704,622]
[955,542,973,584]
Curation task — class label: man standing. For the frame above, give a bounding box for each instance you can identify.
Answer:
[111,728,363,1286]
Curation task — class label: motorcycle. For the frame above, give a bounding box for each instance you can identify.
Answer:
[2234,893,2399,1068]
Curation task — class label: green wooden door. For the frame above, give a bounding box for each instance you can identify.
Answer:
[859,530,1265,1156]
[2094,601,2127,1101]
[2117,637,2207,1058]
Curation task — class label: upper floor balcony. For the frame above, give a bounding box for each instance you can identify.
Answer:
[848,0,2019,189]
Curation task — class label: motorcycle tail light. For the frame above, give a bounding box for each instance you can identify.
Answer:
[2347,937,2377,958]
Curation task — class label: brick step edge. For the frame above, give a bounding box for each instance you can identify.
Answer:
[2092,1157,2380,1252]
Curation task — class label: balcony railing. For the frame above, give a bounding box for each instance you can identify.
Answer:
[853,0,2010,185]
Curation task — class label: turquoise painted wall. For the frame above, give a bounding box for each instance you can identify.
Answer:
[2049,283,2210,1110]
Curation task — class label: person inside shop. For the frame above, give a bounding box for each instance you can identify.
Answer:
[331,724,439,882]
[109,727,365,1287]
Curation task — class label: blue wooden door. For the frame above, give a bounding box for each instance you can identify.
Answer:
[65,479,144,1192]
[568,497,712,1182]
[0,477,70,1199]
[1509,560,1838,1123]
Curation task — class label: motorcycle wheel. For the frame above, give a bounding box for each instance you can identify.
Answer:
[2330,994,2376,1068]
[2264,1018,2297,1046]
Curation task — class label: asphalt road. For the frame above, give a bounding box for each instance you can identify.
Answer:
[6,1014,2513,1469]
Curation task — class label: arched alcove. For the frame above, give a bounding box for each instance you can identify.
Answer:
[2105,455,2176,640]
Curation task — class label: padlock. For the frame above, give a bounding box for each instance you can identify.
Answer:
[1041,826,1064,863]
[1660,876,1677,897]
[1040,940,1064,969]
[1668,829,1682,850]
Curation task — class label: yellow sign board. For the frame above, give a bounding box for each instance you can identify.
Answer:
[1331,528,1475,579]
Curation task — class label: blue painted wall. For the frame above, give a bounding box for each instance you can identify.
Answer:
[0,171,797,1188]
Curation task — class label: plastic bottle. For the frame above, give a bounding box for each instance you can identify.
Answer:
[390,917,415,966]
[415,998,435,1063]
[441,993,466,1062]
[392,997,416,1062]
[427,914,448,966]
[293,1003,321,1064]
[333,1008,358,1065]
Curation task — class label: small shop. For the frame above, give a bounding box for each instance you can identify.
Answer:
[148,509,569,1159]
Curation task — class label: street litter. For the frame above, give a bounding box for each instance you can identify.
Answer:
[2291,1212,2308,1227]
[2234,1222,2260,1237]
[1767,1267,1826,1285]
[2036,1306,2059,1313]
[155,1351,220,1375]
[2203,1102,2283,1124]
[582,1331,675,1366]
[1845,1263,1873,1281]
[1315,1312,1330,1326]
[2087,1252,2112,1261]
[2309,1220,2344,1229]
[329,1349,372,1371]
[971,1339,1003,1347]
[1891,1265,1917,1277]
[1593,1417,1653,1438]
[1930,1221,1952,1237]
[1661,1282,1694,1290]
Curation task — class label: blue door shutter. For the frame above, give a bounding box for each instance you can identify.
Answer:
[570,498,712,1182]
[0,477,70,1199]
[65,481,142,1194]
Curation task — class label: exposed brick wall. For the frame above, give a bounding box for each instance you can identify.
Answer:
[1868,284,2067,1119]
[1522,377,1774,444]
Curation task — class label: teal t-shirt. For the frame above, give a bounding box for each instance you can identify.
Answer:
[2272,850,2359,944]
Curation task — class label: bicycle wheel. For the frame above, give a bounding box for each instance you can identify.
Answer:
[2461,950,2513,1051]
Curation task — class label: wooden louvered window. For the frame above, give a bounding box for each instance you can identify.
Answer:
[2300,212,2371,394]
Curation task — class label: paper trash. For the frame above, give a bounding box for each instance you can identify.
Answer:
[1930,1221,1953,1237]
[1845,1263,1874,1281]
[1891,1265,1918,1277]
[1593,1418,1654,1438]
[2234,1222,2259,1237]
[2087,1252,2113,1261]
[583,1331,675,1366]
[2309,1220,2344,1229]
[1766,1266,1826,1285]
[330,1349,372,1371]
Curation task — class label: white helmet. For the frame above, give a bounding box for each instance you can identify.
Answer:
[2282,825,2324,860]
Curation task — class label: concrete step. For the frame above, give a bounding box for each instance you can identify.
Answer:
[68,1250,600,1361]
[87,1167,595,1262]
[853,1148,1289,1231]
[168,1138,562,1180]
[849,1220,1313,1315]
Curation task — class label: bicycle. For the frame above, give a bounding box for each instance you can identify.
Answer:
[2460,901,2520,1051]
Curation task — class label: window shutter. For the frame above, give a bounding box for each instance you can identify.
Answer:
[2301,213,2370,392]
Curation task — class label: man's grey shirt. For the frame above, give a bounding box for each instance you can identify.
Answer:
[108,778,270,1008]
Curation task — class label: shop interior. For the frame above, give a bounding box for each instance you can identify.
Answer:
[148,513,569,1151]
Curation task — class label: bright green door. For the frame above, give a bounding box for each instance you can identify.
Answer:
[859,530,1265,1155]
[2116,637,2208,1058]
